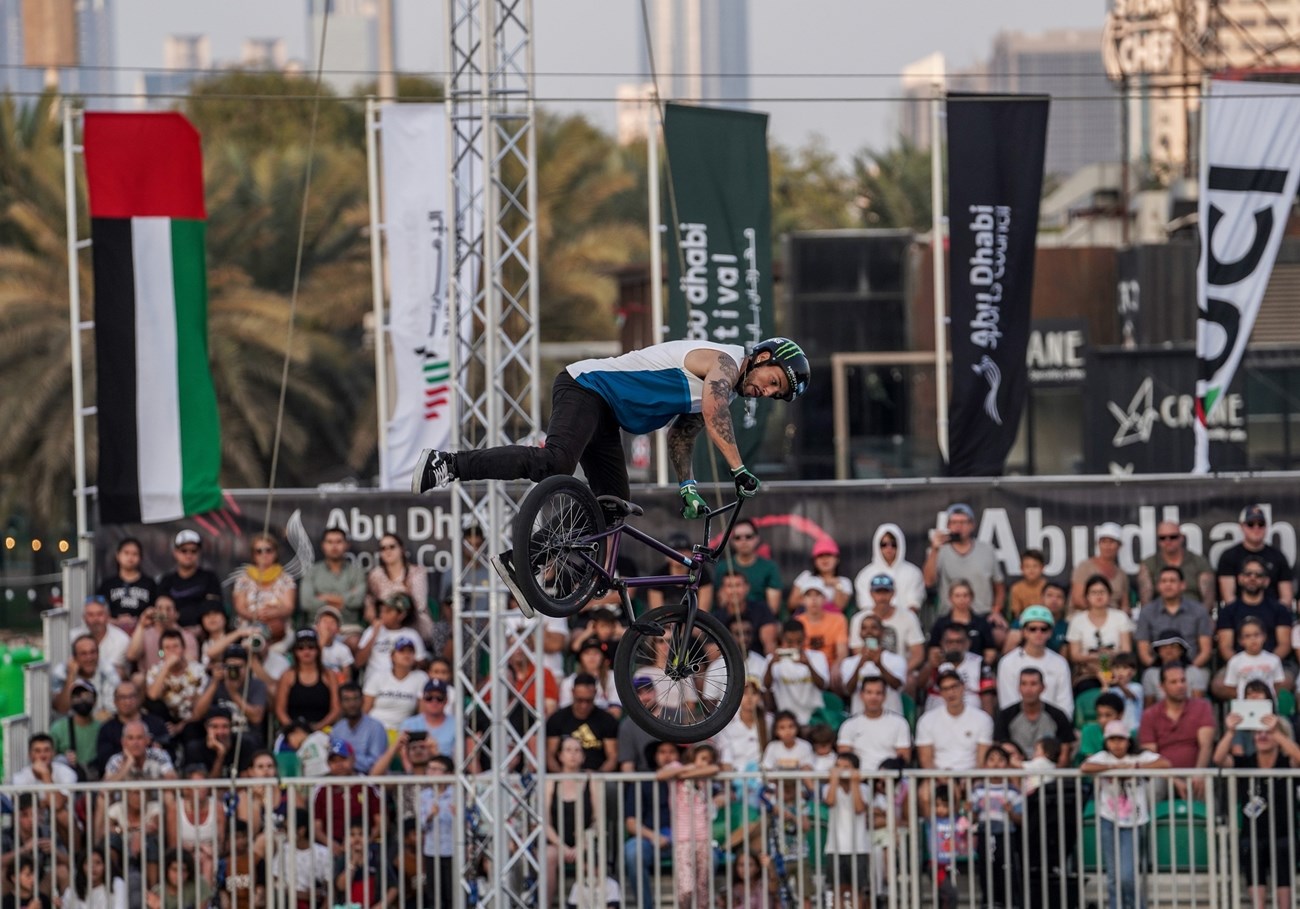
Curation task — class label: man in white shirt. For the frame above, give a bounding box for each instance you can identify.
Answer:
[916,666,994,773]
[839,613,908,716]
[996,605,1073,718]
[837,676,912,770]
[70,597,131,679]
[762,620,829,726]
[10,734,78,787]
[850,574,926,686]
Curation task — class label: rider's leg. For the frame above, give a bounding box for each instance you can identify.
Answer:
[577,406,632,503]
[454,372,608,483]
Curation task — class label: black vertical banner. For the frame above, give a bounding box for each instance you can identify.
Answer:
[946,93,1049,476]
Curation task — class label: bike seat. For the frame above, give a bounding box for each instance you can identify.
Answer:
[597,495,644,518]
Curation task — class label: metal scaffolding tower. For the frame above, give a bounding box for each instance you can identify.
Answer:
[447,1,543,907]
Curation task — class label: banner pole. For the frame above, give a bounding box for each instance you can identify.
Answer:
[930,87,950,463]
[366,98,391,488]
[648,104,668,485]
[1193,76,1210,475]
[64,101,90,560]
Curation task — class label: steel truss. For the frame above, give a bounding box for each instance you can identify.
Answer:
[447,1,543,908]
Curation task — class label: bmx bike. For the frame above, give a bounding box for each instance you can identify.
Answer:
[507,475,748,744]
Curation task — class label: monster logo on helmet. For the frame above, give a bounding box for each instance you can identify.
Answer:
[748,337,810,402]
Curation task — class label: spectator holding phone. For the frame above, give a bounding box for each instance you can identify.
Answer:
[923,503,1006,628]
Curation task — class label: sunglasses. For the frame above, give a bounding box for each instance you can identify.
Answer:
[294,642,317,650]
[732,533,755,541]
[1244,521,1267,528]
[1024,625,1052,633]
[424,693,447,702]
[939,683,965,693]
[880,540,898,548]
[381,543,401,551]
[253,547,275,555]
[176,546,200,554]
[1241,570,1267,578]
[1158,534,1180,542]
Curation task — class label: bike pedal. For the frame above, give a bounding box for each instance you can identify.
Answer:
[629,620,666,637]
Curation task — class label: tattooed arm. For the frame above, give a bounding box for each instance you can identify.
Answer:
[666,413,705,483]
[682,348,744,470]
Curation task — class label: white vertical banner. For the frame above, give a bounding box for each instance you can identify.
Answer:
[379,103,453,489]
[1195,80,1300,472]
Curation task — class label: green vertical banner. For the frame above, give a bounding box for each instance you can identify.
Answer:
[664,102,774,477]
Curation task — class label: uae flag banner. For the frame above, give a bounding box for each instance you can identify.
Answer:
[84,112,222,525]
[945,93,1049,476]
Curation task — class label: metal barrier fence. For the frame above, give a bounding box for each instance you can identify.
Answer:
[0,768,1295,908]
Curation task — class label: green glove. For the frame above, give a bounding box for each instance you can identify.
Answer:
[731,464,761,499]
[679,481,708,519]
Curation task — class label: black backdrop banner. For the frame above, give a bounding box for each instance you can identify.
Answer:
[97,477,1300,601]
[946,93,1050,476]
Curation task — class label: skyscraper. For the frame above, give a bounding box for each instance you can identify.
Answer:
[72,0,115,108]
[307,0,378,95]
[641,0,749,106]
[989,30,1120,178]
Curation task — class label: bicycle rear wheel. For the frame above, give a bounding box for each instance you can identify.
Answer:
[613,600,745,744]
[512,475,607,618]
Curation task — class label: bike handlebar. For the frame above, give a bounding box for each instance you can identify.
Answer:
[700,496,745,563]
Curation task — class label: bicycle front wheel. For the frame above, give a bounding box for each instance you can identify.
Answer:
[512,475,607,618]
[613,601,745,744]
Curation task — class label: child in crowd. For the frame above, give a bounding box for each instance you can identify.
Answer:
[761,711,814,771]
[1075,691,1126,766]
[722,852,773,909]
[273,810,332,909]
[970,744,1022,909]
[824,752,872,909]
[1215,617,1291,702]
[1140,635,1207,704]
[1009,549,1047,619]
[1105,652,1144,734]
[807,723,839,774]
[278,721,331,778]
[926,785,970,909]
[658,743,722,909]
[1021,736,1062,796]
[1081,721,1170,909]
[420,755,456,909]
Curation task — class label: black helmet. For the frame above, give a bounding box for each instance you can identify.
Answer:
[749,337,810,401]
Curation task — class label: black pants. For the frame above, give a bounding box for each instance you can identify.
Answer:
[454,371,631,502]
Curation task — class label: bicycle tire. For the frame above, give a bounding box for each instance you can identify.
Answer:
[511,475,607,618]
[613,600,745,744]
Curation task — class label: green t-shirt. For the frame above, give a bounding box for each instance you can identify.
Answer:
[730,557,783,603]
[50,715,101,773]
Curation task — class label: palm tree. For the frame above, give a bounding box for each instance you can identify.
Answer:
[850,140,933,230]
[0,93,90,529]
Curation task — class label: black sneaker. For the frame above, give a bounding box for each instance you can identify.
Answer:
[490,549,535,617]
[411,448,456,493]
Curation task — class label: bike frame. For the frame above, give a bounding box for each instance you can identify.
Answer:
[569,499,746,636]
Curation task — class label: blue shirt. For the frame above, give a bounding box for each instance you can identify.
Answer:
[399,714,457,761]
[330,715,389,773]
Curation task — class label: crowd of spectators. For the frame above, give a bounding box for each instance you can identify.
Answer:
[8,503,1300,908]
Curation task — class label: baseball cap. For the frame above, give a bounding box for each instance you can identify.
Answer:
[424,678,449,696]
[1019,605,1055,629]
[947,503,975,520]
[801,579,830,599]
[206,706,233,723]
[744,675,764,692]
[588,607,620,624]
[225,644,249,661]
[315,605,343,623]
[174,529,202,548]
[578,636,607,654]
[936,662,963,685]
[667,532,693,552]
[71,678,97,697]
[632,675,654,691]
[393,635,418,651]
[383,592,412,614]
[1096,522,1123,542]
[1241,504,1268,524]
[811,537,840,558]
[869,573,895,592]
[328,740,355,759]
[1103,720,1130,740]
[294,628,319,646]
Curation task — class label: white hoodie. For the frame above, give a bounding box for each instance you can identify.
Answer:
[853,522,927,612]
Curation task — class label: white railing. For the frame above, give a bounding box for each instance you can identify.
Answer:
[1,713,30,779]
[61,558,89,628]
[22,661,50,733]
[41,606,70,669]
[0,767,1290,908]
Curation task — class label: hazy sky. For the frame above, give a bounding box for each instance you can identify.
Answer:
[115,0,1104,161]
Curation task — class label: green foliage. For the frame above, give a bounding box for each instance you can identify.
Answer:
[770,136,856,236]
[183,71,364,152]
[851,139,933,230]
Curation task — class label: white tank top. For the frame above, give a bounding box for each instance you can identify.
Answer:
[566,340,743,433]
